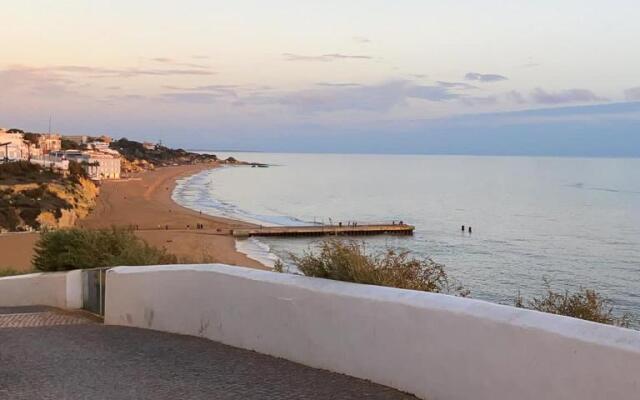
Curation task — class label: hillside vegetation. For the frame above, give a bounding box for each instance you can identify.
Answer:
[110,138,218,169]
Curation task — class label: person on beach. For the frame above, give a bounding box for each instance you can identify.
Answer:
[468,226,472,234]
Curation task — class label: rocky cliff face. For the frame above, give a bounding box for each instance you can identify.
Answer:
[0,176,98,232]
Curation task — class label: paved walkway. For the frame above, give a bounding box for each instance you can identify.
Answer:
[0,307,417,400]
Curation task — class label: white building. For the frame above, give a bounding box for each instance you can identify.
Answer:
[50,149,121,180]
[85,152,121,180]
[36,134,62,154]
[86,141,110,151]
[0,131,30,161]
[29,157,69,171]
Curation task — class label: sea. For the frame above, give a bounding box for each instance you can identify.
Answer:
[173,152,640,323]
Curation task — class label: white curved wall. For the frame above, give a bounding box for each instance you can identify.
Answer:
[0,270,82,309]
[105,264,640,400]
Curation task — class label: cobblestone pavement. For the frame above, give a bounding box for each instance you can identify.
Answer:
[0,311,418,400]
[0,311,94,329]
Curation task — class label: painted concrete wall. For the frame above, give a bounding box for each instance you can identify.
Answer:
[105,264,640,400]
[0,270,82,309]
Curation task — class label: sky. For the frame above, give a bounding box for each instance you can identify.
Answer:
[1,0,639,156]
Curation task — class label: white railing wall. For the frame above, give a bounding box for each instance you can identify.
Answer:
[105,264,640,400]
[0,270,82,309]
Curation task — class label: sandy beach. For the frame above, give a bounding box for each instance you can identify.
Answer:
[0,163,267,272]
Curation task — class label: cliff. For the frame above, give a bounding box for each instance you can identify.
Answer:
[0,162,99,232]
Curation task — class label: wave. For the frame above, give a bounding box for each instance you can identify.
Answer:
[172,167,308,227]
[235,237,279,268]
[566,182,640,195]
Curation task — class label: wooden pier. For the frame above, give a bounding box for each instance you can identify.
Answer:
[232,224,414,238]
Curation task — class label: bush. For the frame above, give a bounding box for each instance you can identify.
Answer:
[68,160,88,181]
[516,278,632,328]
[61,139,80,150]
[284,239,469,296]
[33,227,177,271]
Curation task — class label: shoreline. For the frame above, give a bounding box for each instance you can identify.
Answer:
[0,163,270,272]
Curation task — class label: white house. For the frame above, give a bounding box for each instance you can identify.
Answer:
[0,131,30,161]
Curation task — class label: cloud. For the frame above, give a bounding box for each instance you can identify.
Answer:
[164,84,238,95]
[464,72,508,82]
[159,84,245,103]
[0,67,78,97]
[437,81,477,89]
[462,88,604,106]
[353,36,371,44]
[161,92,226,103]
[530,88,606,104]
[22,65,215,78]
[274,80,460,113]
[282,53,372,62]
[149,57,210,69]
[624,87,640,101]
[405,85,460,101]
[316,82,362,87]
[520,62,541,68]
[461,95,499,106]
[504,90,527,104]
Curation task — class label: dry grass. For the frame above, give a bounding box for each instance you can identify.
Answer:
[0,267,34,277]
[516,278,633,328]
[176,251,217,264]
[279,239,469,296]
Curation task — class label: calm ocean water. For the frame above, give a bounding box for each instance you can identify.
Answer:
[173,153,640,323]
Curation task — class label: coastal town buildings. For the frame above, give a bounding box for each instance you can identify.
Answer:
[36,134,62,154]
[62,135,88,145]
[1,130,62,160]
[1,128,121,180]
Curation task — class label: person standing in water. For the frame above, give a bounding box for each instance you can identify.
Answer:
[461,225,465,232]
[468,226,472,234]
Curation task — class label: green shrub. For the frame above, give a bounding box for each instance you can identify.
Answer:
[68,160,89,181]
[33,227,177,271]
[284,239,469,296]
[516,278,632,328]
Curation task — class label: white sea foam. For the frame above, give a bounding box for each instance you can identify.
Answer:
[235,237,280,268]
[172,167,291,268]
